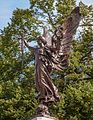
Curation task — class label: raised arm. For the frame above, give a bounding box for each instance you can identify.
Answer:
[24,40,35,51]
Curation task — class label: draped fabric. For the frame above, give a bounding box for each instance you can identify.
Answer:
[35,48,60,103]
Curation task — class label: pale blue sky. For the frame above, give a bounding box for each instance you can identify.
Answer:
[0,0,30,30]
[0,0,93,30]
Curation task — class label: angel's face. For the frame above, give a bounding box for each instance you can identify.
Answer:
[56,26,63,38]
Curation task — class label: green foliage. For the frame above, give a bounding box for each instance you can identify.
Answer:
[63,81,93,120]
[0,0,93,120]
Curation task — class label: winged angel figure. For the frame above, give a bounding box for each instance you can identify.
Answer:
[24,7,81,115]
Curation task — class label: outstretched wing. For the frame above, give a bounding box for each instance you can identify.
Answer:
[52,7,81,70]
[43,28,52,47]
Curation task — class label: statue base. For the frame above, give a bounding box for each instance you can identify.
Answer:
[30,116,58,120]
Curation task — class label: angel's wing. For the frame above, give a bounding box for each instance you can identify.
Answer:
[52,7,81,70]
[43,28,52,47]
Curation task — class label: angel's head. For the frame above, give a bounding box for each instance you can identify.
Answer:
[54,26,63,39]
[71,6,81,16]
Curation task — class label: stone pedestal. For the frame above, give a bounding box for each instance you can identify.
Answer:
[30,116,58,120]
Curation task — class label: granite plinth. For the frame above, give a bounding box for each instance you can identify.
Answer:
[30,116,58,120]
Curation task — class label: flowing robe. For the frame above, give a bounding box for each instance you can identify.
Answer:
[35,47,60,104]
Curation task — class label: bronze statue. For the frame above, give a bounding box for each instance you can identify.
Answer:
[24,7,81,116]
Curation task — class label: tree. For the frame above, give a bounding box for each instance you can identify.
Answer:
[0,0,93,120]
[0,8,39,120]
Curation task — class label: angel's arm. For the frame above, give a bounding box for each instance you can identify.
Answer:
[24,40,35,51]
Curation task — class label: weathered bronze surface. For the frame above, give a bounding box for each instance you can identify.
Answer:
[24,7,81,116]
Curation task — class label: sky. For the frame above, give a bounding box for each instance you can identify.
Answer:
[0,0,93,30]
[0,0,30,30]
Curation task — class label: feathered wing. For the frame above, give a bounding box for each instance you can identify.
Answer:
[43,28,52,47]
[51,7,81,70]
